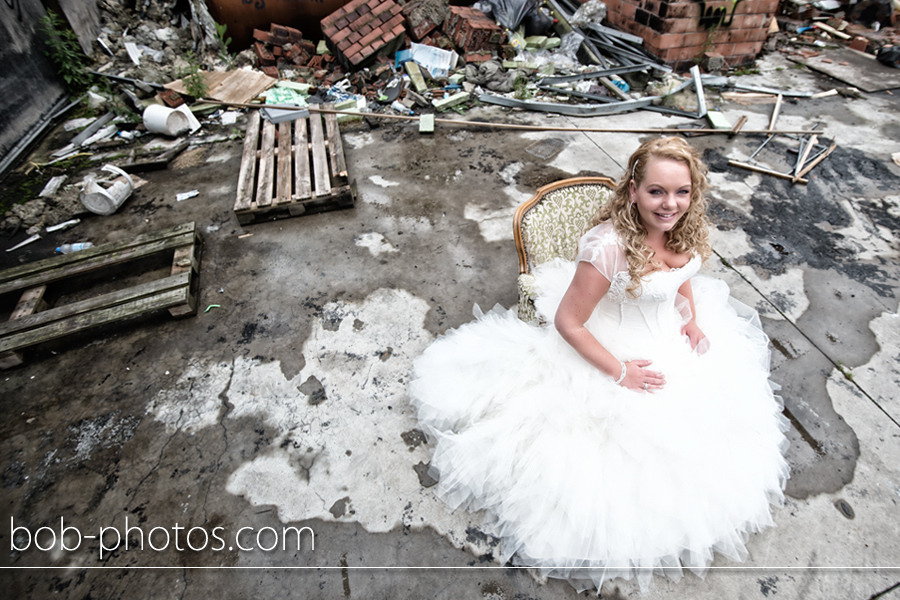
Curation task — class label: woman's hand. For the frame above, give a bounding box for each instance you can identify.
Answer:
[682,321,709,355]
[620,360,666,392]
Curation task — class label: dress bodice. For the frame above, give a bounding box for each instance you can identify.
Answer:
[576,222,700,344]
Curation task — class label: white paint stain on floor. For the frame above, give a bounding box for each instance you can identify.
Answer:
[147,289,493,558]
[369,175,400,188]
[818,197,899,261]
[844,302,900,423]
[355,232,398,256]
[464,162,528,242]
[342,132,375,149]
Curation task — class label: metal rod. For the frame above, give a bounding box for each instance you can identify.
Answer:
[199,99,821,134]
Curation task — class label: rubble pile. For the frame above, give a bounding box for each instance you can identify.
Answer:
[2,0,899,238]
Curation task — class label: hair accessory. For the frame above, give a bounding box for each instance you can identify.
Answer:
[630,159,638,181]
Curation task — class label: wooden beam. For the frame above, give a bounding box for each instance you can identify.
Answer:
[796,142,838,181]
[793,134,818,183]
[768,94,783,132]
[729,160,808,184]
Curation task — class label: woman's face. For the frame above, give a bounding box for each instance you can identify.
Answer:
[629,157,692,235]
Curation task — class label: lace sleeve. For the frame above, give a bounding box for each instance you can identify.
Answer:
[576,222,628,282]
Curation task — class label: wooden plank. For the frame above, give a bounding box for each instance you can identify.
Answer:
[171,241,198,277]
[0,227,196,295]
[169,231,200,318]
[323,105,347,178]
[0,286,190,354]
[793,134,818,183]
[0,222,195,285]
[0,286,48,368]
[11,286,48,319]
[211,70,278,105]
[768,94,783,132]
[276,121,293,205]
[796,142,838,180]
[0,272,191,339]
[235,111,260,211]
[294,116,311,199]
[730,115,748,135]
[0,233,195,297]
[256,120,276,208]
[308,110,331,198]
[729,160,808,184]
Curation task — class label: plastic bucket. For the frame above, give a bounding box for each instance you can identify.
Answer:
[143,104,191,136]
[80,165,135,216]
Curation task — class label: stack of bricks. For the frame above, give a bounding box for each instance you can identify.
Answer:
[321,0,407,69]
[402,0,449,42]
[253,24,323,78]
[602,0,779,70]
[444,6,506,61]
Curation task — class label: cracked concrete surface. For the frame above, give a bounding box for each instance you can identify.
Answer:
[1,53,900,598]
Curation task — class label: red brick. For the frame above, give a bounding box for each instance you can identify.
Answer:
[349,31,362,43]
[734,41,762,55]
[345,42,363,56]
[662,1,694,18]
[385,13,405,29]
[747,27,768,42]
[359,29,382,47]
[253,29,270,43]
[254,41,276,65]
[261,65,279,78]
[661,17,696,34]
[684,31,710,46]
[157,89,184,107]
[328,29,350,44]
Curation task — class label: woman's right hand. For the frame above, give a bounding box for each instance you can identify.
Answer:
[620,360,666,392]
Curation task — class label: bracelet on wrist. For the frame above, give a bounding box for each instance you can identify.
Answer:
[614,361,627,385]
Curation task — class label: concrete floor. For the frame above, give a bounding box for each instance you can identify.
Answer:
[2,53,900,599]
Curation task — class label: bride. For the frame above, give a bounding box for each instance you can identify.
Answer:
[409,137,790,592]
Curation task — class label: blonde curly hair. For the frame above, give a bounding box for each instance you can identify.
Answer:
[591,137,712,297]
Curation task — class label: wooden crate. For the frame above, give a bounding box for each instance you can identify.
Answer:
[0,222,201,369]
[234,105,356,225]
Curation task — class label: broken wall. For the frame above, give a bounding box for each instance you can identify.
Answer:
[603,0,778,70]
[0,0,66,175]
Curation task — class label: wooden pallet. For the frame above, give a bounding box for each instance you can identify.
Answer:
[0,222,201,369]
[234,105,356,225]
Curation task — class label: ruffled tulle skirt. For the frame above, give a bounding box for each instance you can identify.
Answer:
[408,260,789,592]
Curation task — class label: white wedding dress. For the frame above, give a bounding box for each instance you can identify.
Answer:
[409,223,790,592]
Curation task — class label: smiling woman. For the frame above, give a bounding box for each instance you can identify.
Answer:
[409,137,790,593]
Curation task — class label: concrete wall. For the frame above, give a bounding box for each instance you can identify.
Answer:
[0,0,66,175]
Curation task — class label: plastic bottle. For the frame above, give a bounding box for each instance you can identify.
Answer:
[56,242,94,254]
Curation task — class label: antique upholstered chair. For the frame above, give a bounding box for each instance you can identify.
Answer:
[513,176,617,324]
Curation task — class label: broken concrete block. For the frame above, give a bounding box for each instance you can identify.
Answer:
[419,113,435,133]
[706,111,731,129]
[432,91,469,111]
[405,60,428,94]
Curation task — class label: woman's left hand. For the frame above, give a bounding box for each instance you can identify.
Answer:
[682,321,709,355]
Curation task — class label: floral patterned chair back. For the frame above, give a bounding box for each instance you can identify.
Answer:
[513,177,616,324]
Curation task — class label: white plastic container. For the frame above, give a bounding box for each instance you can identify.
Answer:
[142,104,191,136]
[80,164,135,216]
